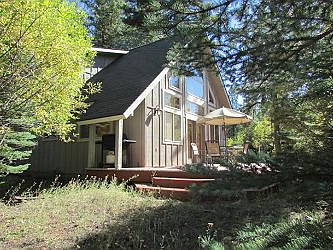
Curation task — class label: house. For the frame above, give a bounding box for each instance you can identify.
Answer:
[30,39,231,175]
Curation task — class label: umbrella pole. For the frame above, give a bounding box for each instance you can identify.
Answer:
[224,124,228,160]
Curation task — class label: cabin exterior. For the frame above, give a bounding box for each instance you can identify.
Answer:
[30,39,231,175]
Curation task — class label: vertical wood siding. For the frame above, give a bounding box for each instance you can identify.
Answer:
[30,140,102,174]
[142,70,184,167]
[123,102,145,166]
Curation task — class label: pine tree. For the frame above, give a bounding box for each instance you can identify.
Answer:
[144,0,333,155]
[81,0,162,49]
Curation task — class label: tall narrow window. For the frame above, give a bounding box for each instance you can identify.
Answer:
[164,112,182,142]
[165,112,173,141]
[215,125,220,141]
[174,115,181,141]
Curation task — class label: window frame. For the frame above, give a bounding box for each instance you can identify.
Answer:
[185,100,205,116]
[168,74,182,93]
[77,123,112,142]
[163,89,182,111]
[162,89,183,145]
[208,85,217,107]
[185,74,205,101]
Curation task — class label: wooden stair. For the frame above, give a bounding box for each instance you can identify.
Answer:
[135,184,191,201]
[135,174,215,201]
[152,177,215,189]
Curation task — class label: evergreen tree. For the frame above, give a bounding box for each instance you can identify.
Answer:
[145,0,333,155]
[81,0,162,49]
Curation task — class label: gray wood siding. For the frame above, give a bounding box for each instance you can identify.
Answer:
[30,66,229,173]
[123,102,145,167]
[30,140,102,174]
[143,71,185,167]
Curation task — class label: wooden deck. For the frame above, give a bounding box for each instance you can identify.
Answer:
[86,167,211,183]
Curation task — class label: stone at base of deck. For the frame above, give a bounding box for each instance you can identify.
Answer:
[86,167,210,183]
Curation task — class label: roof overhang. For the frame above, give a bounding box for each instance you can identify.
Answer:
[91,47,129,55]
[77,115,125,125]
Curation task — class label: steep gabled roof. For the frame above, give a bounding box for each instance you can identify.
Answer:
[81,38,173,121]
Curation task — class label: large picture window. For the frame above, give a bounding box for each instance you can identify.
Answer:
[186,101,204,116]
[186,75,204,99]
[164,111,182,142]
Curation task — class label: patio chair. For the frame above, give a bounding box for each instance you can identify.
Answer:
[190,143,205,163]
[205,140,222,165]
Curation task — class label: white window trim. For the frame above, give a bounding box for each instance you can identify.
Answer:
[163,89,182,112]
[168,74,183,93]
[185,75,205,101]
[162,89,183,145]
[162,110,183,145]
[208,85,217,107]
[185,100,205,117]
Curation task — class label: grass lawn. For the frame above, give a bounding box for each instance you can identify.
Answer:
[0,171,332,249]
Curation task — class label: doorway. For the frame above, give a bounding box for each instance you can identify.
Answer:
[187,120,205,163]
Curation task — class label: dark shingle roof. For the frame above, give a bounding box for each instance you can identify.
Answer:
[81,39,173,121]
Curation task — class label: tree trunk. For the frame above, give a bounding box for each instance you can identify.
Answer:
[273,120,281,155]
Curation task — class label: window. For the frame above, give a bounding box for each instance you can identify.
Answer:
[209,125,220,141]
[164,111,182,142]
[169,75,181,90]
[186,75,204,99]
[209,89,216,105]
[165,112,173,141]
[215,125,220,141]
[96,123,111,137]
[164,92,181,109]
[186,101,204,115]
[210,125,215,141]
[79,123,112,140]
[79,125,89,139]
[174,115,181,141]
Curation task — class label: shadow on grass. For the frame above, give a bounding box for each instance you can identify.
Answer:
[0,173,83,202]
[74,187,326,249]
[74,165,333,249]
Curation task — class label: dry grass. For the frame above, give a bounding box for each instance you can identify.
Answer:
[0,179,164,248]
[0,173,332,249]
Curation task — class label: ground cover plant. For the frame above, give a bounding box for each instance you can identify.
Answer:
[1,165,332,249]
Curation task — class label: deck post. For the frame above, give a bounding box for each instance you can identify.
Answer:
[115,119,123,169]
[88,124,96,168]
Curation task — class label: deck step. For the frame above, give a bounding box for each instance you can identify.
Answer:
[152,177,216,189]
[135,184,191,201]
[87,168,211,183]
[153,170,210,179]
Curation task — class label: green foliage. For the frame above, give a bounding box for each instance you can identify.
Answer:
[236,151,276,166]
[229,115,273,152]
[227,128,246,147]
[233,211,333,249]
[0,0,97,174]
[81,0,162,49]
[144,1,333,158]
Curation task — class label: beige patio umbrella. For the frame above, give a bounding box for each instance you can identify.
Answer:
[198,107,253,147]
[198,107,253,126]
